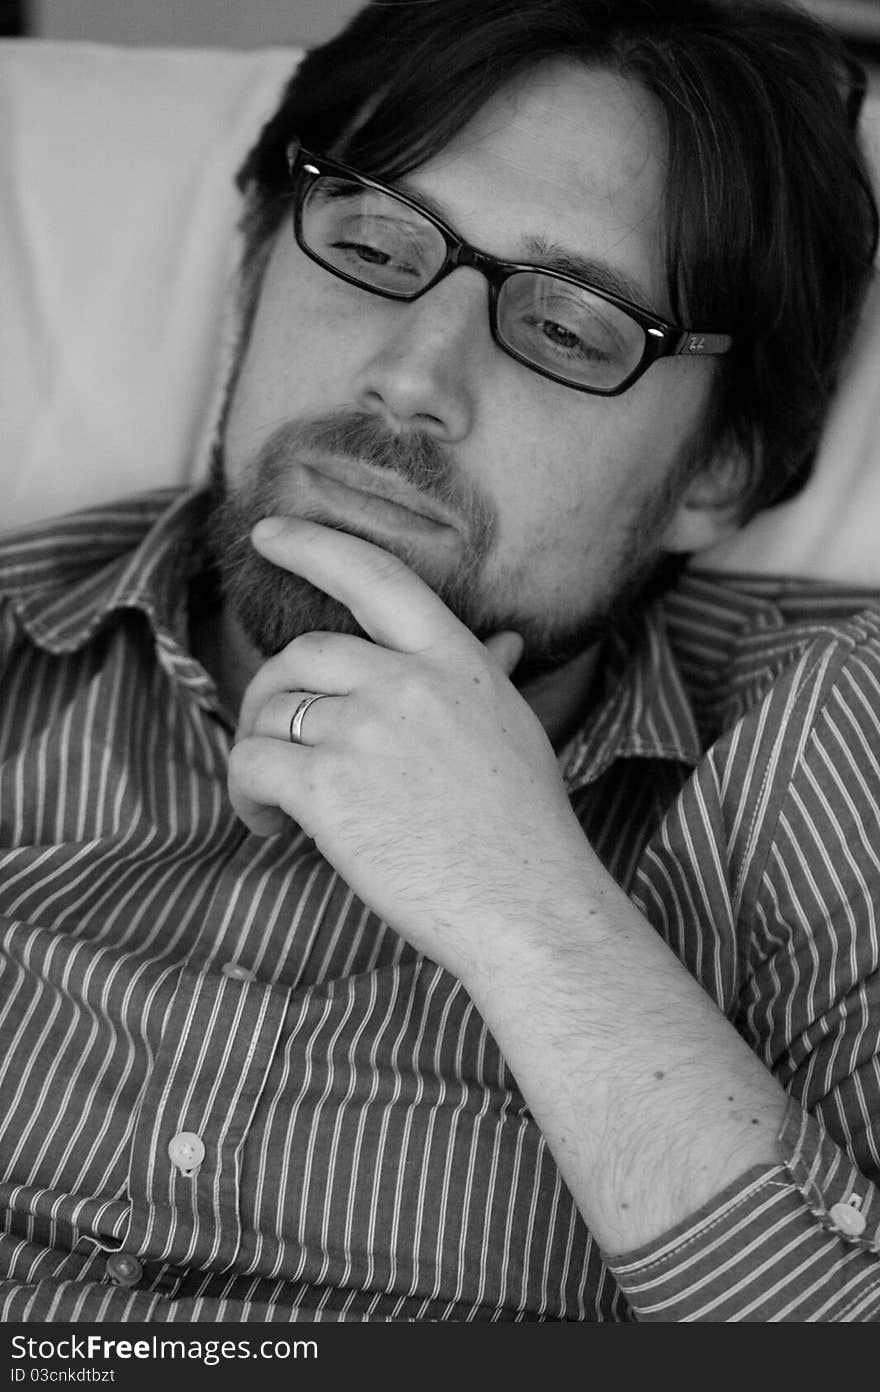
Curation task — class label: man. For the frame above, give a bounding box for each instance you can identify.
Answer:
[1,0,879,1321]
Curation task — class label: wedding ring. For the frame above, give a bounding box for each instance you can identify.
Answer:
[288,692,329,746]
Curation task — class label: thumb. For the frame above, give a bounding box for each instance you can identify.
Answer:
[483,630,524,676]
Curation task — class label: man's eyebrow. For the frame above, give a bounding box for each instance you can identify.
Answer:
[521,235,655,310]
[393,177,657,312]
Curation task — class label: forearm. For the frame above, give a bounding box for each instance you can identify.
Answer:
[462,851,787,1255]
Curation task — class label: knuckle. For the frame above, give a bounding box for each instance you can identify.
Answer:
[227,738,249,781]
[239,667,275,721]
[287,629,328,657]
[228,737,263,789]
[251,694,285,739]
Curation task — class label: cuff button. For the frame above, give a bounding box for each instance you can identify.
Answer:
[105,1252,143,1287]
[829,1200,867,1238]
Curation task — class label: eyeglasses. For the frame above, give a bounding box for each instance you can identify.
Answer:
[286,142,733,397]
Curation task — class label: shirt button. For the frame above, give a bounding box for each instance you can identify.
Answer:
[829,1200,867,1238]
[168,1130,205,1176]
[221,961,256,982]
[105,1252,143,1287]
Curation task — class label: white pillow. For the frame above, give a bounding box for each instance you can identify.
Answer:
[0,40,301,528]
[1,39,878,583]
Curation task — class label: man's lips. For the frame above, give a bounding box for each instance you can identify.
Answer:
[296,454,460,537]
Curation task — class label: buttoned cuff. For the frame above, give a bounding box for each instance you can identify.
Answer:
[604,1098,880,1320]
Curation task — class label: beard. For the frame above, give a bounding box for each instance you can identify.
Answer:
[204,406,687,684]
[206,410,496,651]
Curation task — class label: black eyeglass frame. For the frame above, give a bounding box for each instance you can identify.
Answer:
[286,142,733,397]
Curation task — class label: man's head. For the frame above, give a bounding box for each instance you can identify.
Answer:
[208,0,878,673]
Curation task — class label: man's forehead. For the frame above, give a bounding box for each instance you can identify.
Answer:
[455,61,664,185]
[399,60,670,300]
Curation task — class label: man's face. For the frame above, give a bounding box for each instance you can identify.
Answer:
[214,61,728,669]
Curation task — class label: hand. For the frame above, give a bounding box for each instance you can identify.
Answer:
[228,516,594,981]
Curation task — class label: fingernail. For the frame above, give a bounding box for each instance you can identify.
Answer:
[252,517,285,541]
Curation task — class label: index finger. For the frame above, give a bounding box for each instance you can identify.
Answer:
[251,515,476,653]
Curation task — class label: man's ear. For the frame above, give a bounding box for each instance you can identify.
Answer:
[659,447,750,557]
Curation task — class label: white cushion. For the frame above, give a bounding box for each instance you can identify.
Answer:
[0,39,878,582]
[0,40,301,527]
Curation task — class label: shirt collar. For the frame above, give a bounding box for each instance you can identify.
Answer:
[560,568,880,793]
[558,599,704,792]
[6,486,221,708]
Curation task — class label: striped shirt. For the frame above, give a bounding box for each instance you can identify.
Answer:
[1,486,880,1322]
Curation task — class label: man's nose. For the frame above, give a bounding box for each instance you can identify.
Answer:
[351,270,488,442]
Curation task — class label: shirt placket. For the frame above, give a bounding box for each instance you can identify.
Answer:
[119,959,290,1272]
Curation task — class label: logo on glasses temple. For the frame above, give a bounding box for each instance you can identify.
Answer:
[685,335,707,354]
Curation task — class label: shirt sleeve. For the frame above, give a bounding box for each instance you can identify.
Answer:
[617,612,880,1320]
[605,1099,880,1320]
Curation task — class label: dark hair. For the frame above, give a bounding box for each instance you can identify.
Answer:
[237,0,879,519]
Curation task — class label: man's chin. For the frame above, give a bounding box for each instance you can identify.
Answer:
[206,484,382,654]
[230,550,367,657]
[218,526,603,675]
[214,500,470,656]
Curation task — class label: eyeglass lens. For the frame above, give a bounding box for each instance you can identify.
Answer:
[300,177,646,391]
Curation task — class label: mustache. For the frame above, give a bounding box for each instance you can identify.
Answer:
[254,412,459,499]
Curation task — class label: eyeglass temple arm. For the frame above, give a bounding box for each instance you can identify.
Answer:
[671,332,734,357]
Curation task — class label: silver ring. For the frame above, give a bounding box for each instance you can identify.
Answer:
[288,692,329,746]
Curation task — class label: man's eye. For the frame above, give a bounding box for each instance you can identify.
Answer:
[522,315,611,362]
[333,240,394,266]
[320,215,427,285]
[541,320,591,352]
[329,238,423,287]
